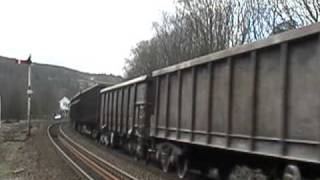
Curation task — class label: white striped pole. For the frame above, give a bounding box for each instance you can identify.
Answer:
[27,64,32,136]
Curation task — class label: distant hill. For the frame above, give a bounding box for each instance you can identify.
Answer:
[0,56,122,120]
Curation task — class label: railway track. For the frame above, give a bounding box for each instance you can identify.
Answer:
[47,122,138,180]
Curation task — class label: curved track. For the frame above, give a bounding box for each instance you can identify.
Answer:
[48,122,138,180]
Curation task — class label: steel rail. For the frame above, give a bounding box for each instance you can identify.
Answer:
[47,123,94,180]
[59,137,118,180]
[59,125,138,180]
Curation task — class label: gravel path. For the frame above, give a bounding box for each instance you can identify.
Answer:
[0,120,81,180]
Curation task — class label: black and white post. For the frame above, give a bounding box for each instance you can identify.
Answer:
[27,63,33,136]
[14,55,32,135]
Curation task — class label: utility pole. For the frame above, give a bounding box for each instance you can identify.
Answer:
[27,63,33,137]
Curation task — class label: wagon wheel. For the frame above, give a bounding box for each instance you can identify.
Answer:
[95,133,101,143]
[134,143,143,161]
[161,152,171,173]
[283,164,301,180]
[118,136,124,147]
[127,139,136,155]
[76,124,80,132]
[99,134,104,145]
[79,125,84,134]
[176,156,189,179]
[91,129,98,139]
[145,151,151,165]
[110,132,115,148]
[104,134,110,147]
[124,139,130,152]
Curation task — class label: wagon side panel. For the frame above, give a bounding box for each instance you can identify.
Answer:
[180,69,193,141]
[168,72,179,140]
[286,35,320,161]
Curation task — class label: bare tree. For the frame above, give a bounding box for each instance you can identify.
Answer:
[124,0,320,78]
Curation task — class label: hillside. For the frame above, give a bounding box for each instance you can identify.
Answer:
[0,56,122,120]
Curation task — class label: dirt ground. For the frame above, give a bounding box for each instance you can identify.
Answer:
[0,120,80,180]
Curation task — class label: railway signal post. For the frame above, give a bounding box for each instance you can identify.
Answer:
[26,57,33,137]
[16,55,33,136]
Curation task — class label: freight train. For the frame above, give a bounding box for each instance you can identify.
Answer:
[70,23,320,179]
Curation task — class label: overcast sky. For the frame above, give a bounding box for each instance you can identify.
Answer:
[0,0,174,76]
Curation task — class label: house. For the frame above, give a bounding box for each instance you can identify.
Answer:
[59,97,70,111]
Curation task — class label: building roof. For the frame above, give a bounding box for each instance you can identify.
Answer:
[59,97,70,104]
